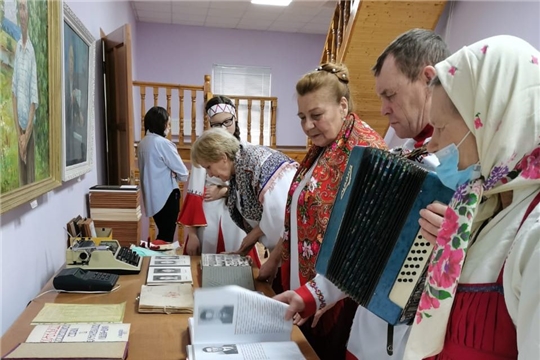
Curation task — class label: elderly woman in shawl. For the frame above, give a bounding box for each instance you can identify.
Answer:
[276,35,540,360]
[277,63,387,360]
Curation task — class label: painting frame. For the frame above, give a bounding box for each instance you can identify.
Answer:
[0,0,62,214]
[61,3,95,181]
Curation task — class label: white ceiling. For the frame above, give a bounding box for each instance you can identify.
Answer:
[131,0,336,34]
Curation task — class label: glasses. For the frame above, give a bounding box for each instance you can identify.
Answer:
[210,116,235,128]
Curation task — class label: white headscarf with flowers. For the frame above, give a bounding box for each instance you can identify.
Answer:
[404,35,540,359]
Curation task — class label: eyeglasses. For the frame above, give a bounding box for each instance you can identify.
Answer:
[210,116,235,128]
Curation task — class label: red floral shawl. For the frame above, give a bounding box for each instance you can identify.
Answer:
[281,113,387,290]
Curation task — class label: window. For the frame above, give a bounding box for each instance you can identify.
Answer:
[212,65,272,145]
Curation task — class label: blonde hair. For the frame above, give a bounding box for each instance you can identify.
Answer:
[296,62,353,112]
[191,128,240,167]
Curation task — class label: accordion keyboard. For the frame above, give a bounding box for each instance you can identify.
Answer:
[389,231,432,308]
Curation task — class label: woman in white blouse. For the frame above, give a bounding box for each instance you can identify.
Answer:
[138,106,189,243]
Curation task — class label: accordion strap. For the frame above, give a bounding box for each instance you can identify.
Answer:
[387,324,394,356]
[497,189,540,284]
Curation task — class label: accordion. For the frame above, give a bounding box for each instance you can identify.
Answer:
[315,146,454,325]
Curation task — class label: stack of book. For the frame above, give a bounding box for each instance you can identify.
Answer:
[146,255,193,286]
[137,255,194,314]
[89,185,142,247]
[201,254,255,291]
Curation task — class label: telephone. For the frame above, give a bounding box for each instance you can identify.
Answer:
[53,268,119,292]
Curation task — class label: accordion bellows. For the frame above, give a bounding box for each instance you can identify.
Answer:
[315,147,454,325]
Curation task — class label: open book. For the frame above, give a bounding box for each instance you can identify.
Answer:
[187,285,304,360]
[201,254,254,290]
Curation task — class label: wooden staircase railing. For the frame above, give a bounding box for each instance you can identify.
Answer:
[133,75,212,146]
[321,0,360,64]
[320,0,446,138]
[218,95,278,148]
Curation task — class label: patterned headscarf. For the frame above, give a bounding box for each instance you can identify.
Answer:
[405,35,540,359]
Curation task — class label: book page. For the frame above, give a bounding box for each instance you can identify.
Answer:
[191,341,304,360]
[26,323,130,343]
[193,285,292,344]
[31,303,126,324]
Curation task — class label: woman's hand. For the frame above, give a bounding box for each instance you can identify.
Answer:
[186,231,201,256]
[256,239,282,283]
[293,302,336,327]
[235,227,263,255]
[257,257,279,283]
[273,291,306,321]
[419,202,448,245]
[204,185,227,202]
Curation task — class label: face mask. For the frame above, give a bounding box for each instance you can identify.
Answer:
[434,131,481,190]
[164,128,170,137]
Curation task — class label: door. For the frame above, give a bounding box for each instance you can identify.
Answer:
[101,24,135,185]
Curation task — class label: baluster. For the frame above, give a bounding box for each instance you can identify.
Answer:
[234,98,240,134]
[179,89,185,146]
[259,100,265,145]
[234,98,240,115]
[326,44,331,63]
[166,88,172,140]
[247,99,252,143]
[203,74,212,103]
[140,86,146,140]
[344,0,350,29]
[191,90,197,144]
[337,2,344,55]
[271,100,277,149]
[153,86,159,106]
[331,21,336,63]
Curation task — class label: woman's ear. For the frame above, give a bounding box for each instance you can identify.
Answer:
[340,96,349,117]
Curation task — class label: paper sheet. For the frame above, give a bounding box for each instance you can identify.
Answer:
[31,303,126,325]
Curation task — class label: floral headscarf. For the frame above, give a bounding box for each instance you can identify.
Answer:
[405,35,540,359]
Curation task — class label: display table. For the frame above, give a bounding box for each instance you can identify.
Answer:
[0,257,319,359]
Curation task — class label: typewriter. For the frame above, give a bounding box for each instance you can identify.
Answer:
[66,239,142,274]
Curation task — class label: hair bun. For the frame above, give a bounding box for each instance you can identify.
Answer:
[317,63,349,84]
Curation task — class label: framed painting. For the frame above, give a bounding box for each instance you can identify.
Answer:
[62,3,94,181]
[0,0,62,214]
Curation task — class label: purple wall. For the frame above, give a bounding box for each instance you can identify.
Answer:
[134,22,325,146]
[439,1,539,51]
[0,1,137,336]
